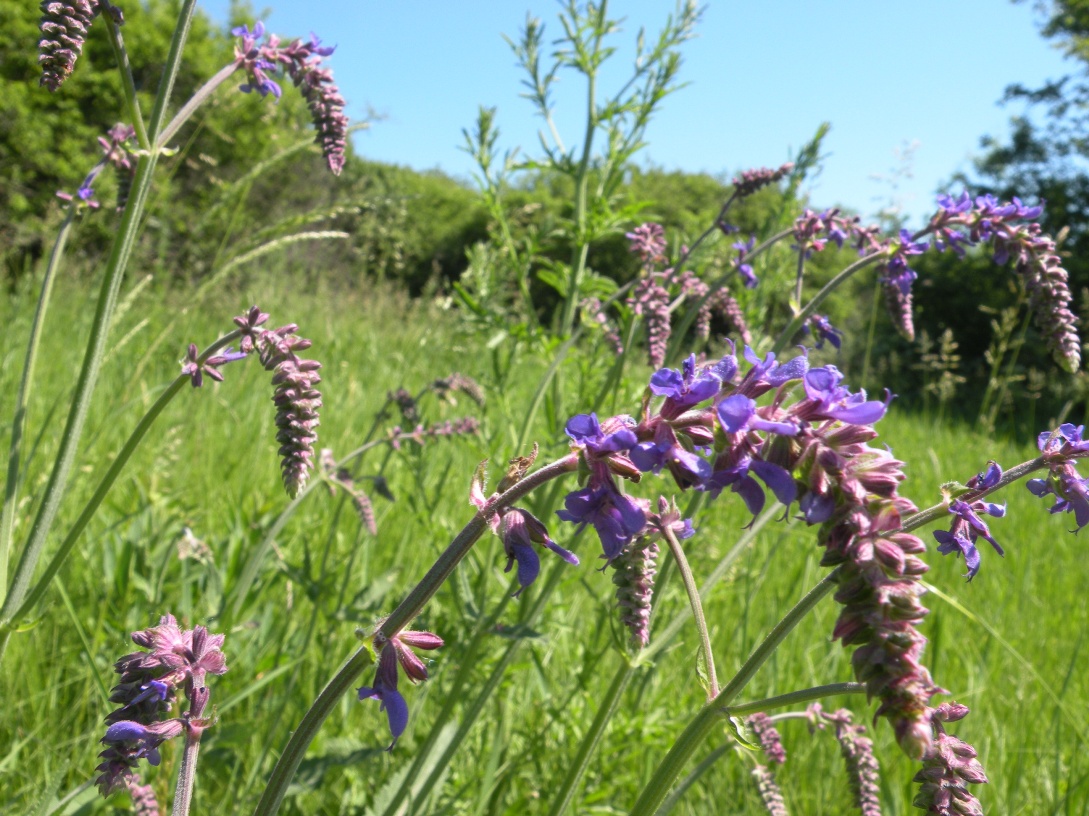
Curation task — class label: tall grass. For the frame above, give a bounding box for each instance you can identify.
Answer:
[2,265,1086,815]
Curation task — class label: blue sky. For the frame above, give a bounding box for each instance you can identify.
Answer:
[199,1,1074,225]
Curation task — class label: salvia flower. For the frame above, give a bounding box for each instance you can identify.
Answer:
[253,322,322,498]
[1027,424,1089,530]
[557,480,648,562]
[732,235,759,288]
[626,222,667,265]
[746,712,786,764]
[39,0,102,91]
[358,629,443,749]
[913,703,987,815]
[231,22,348,174]
[804,314,844,350]
[731,162,794,198]
[706,286,753,345]
[96,615,226,797]
[180,343,246,388]
[933,498,1006,580]
[610,532,659,649]
[499,507,578,595]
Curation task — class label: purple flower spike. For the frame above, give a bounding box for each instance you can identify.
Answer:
[358,643,408,749]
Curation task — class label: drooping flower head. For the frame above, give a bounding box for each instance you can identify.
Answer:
[358,629,443,749]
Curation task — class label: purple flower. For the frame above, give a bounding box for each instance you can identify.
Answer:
[805,314,844,350]
[499,508,578,595]
[566,413,637,456]
[649,353,736,416]
[1027,424,1089,530]
[966,460,1002,490]
[732,236,758,288]
[630,422,712,489]
[704,454,797,517]
[936,191,972,214]
[933,498,1006,580]
[746,712,786,764]
[358,643,408,748]
[717,394,799,437]
[556,482,647,561]
[800,366,891,424]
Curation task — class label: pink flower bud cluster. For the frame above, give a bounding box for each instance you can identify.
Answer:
[431,372,486,407]
[96,614,227,797]
[751,764,789,816]
[38,0,101,91]
[387,417,480,450]
[231,306,323,498]
[731,162,794,199]
[746,711,786,764]
[808,704,882,816]
[913,703,987,815]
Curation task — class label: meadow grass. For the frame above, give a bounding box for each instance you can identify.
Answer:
[2,267,1086,815]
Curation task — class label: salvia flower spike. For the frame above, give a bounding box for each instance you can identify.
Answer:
[38,0,102,91]
[96,614,226,797]
[231,22,348,174]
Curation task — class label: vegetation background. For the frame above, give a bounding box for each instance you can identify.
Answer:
[3,0,1089,813]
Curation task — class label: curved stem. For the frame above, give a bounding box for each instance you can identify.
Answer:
[251,454,578,816]
[101,7,148,149]
[771,252,885,356]
[662,524,717,698]
[628,571,839,815]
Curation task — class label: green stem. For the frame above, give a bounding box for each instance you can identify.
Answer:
[101,7,149,149]
[0,0,198,650]
[251,455,578,816]
[771,252,885,356]
[0,206,75,601]
[559,52,598,336]
[654,682,867,816]
[662,524,717,698]
[157,62,240,149]
[546,657,635,816]
[628,571,839,815]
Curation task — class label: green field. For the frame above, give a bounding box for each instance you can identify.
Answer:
[1,269,1085,815]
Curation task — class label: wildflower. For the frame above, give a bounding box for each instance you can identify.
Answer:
[1027,424,1089,529]
[933,498,1006,580]
[649,353,736,419]
[626,222,667,265]
[751,765,789,816]
[797,366,891,425]
[179,343,246,388]
[358,630,443,749]
[96,615,226,797]
[731,163,793,198]
[556,480,647,561]
[707,286,753,345]
[808,706,882,816]
[746,712,786,764]
[564,413,639,478]
[630,275,673,367]
[499,507,578,595]
[804,314,843,350]
[39,0,102,91]
[732,235,759,288]
[128,779,160,816]
[611,533,660,649]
